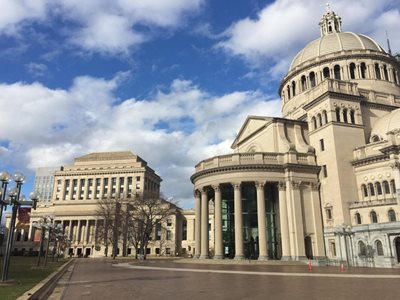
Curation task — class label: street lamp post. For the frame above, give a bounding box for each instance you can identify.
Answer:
[0,172,11,233]
[334,225,354,267]
[1,172,39,282]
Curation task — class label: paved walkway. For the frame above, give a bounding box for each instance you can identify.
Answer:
[49,258,400,300]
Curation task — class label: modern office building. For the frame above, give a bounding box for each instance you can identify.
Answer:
[191,7,400,267]
[33,167,61,203]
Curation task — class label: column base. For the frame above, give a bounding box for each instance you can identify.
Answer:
[234,255,245,260]
[199,255,210,259]
[280,256,292,261]
[258,255,269,261]
[213,255,224,260]
[193,254,200,259]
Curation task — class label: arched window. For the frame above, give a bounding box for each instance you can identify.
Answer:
[310,72,316,87]
[360,62,366,79]
[390,180,396,194]
[383,181,390,194]
[342,108,348,123]
[370,211,378,223]
[317,113,322,127]
[326,208,332,220]
[383,65,388,81]
[392,69,398,84]
[350,110,355,124]
[349,63,356,79]
[322,110,328,124]
[334,65,341,80]
[371,135,380,143]
[375,63,381,80]
[312,116,317,130]
[355,212,362,225]
[323,67,330,79]
[335,108,341,122]
[376,182,382,195]
[301,75,307,91]
[358,241,367,256]
[375,240,384,256]
[287,85,291,99]
[361,184,368,198]
[388,209,396,222]
[291,81,296,97]
[368,183,375,196]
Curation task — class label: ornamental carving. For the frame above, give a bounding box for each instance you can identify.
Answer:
[290,181,301,189]
[212,184,220,192]
[310,182,319,191]
[232,183,241,190]
[278,181,286,191]
[255,181,265,189]
[389,161,400,170]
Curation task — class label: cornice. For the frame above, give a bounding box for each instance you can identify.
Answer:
[352,154,389,167]
[303,91,363,111]
[191,163,320,183]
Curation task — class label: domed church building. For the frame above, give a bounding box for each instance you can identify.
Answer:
[191,6,400,267]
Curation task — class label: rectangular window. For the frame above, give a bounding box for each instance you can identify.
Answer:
[320,139,325,151]
[156,223,161,240]
[330,241,336,257]
[136,176,141,182]
[167,219,172,226]
[166,248,171,255]
[167,230,172,240]
[182,220,187,241]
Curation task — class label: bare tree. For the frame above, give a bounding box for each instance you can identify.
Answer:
[96,197,123,259]
[127,197,178,259]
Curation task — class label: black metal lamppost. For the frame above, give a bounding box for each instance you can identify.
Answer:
[0,171,39,282]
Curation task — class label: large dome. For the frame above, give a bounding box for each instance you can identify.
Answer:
[289,32,385,72]
[370,108,400,141]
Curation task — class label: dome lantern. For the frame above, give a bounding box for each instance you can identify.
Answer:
[319,3,342,36]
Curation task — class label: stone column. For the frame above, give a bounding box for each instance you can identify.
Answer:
[213,184,223,259]
[285,179,295,260]
[68,178,73,200]
[77,178,82,200]
[310,183,325,258]
[256,181,268,260]
[123,176,128,199]
[390,162,400,202]
[99,177,105,200]
[194,190,201,259]
[278,181,291,260]
[200,188,209,259]
[233,183,244,260]
[83,177,89,200]
[289,181,306,260]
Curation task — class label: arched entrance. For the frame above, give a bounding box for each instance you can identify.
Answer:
[395,237,400,263]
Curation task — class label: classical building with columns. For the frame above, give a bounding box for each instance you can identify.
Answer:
[7,151,183,258]
[191,8,400,267]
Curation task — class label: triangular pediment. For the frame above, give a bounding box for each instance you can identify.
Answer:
[231,116,273,149]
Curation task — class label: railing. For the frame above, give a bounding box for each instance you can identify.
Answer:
[349,197,397,209]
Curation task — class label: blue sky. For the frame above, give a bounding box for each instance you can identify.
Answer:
[0,0,399,208]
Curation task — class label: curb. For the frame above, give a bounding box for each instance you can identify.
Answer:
[17,259,75,300]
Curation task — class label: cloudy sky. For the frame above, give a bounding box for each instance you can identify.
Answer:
[0,0,399,208]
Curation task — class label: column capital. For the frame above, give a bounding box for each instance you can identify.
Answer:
[278,181,286,191]
[255,181,265,190]
[290,181,301,190]
[310,182,320,191]
[212,184,220,192]
[194,189,201,198]
[232,182,241,190]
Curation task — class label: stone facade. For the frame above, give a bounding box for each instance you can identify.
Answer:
[191,8,400,267]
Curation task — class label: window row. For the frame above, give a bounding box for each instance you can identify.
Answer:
[310,110,328,129]
[358,240,384,257]
[354,209,397,225]
[361,180,396,198]
[284,61,399,100]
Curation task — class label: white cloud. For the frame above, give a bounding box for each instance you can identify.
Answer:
[0,76,280,208]
[217,0,400,77]
[25,62,48,77]
[0,0,203,54]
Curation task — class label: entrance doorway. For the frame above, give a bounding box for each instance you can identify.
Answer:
[305,236,313,259]
[85,248,91,257]
[395,237,400,263]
